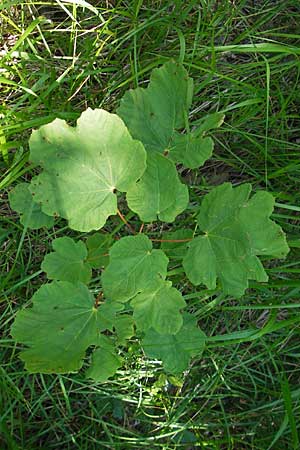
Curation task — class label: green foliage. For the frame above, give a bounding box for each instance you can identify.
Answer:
[41,237,92,284]
[117,61,193,155]
[131,279,186,335]
[8,182,54,229]
[11,281,122,374]
[126,152,188,222]
[183,183,289,297]
[161,229,194,259]
[86,335,123,382]
[9,61,289,383]
[86,232,112,268]
[101,234,169,302]
[29,108,146,231]
[142,314,206,373]
[118,61,224,170]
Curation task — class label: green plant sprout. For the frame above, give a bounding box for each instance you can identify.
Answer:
[9,61,289,382]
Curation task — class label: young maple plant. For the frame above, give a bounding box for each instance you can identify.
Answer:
[9,61,289,382]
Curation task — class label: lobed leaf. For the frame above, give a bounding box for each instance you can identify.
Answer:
[118,61,223,169]
[126,153,189,222]
[168,133,213,169]
[29,108,146,232]
[113,315,135,345]
[102,234,169,303]
[142,314,206,373]
[41,236,92,284]
[9,182,54,229]
[131,279,186,335]
[117,61,193,154]
[183,183,290,297]
[168,113,224,169]
[11,281,123,373]
[86,335,122,382]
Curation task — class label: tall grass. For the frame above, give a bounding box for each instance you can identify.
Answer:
[1,1,300,448]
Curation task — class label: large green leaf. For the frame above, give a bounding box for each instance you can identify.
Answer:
[86,335,122,382]
[142,314,206,373]
[29,108,146,232]
[118,62,223,169]
[102,234,169,302]
[9,182,54,229]
[131,279,186,335]
[183,183,289,297]
[126,153,188,222]
[11,281,123,373]
[41,237,92,284]
[117,61,193,154]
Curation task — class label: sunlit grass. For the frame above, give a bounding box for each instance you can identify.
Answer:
[1,1,300,448]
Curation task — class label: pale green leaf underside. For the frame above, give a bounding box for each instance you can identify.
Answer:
[11,281,123,373]
[126,153,189,222]
[86,335,122,382]
[183,183,289,297]
[9,182,54,229]
[29,108,146,232]
[102,234,169,302]
[142,314,206,373]
[131,279,186,335]
[41,236,92,284]
[117,61,193,154]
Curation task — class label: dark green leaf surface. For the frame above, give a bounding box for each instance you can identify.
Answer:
[168,112,224,168]
[168,133,213,169]
[126,153,188,222]
[41,237,92,284]
[102,234,169,302]
[29,108,146,232]
[11,281,122,373]
[183,183,289,297]
[161,229,194,259]
[86,233,112,268]
[117,61,193,154]
[86,335,122,382]
[114,315,135,345]
[142,314,206,373]
[9,182,54,229]
[131,279,186,334]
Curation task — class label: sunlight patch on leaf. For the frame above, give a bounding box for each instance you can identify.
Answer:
[29,108,146,232]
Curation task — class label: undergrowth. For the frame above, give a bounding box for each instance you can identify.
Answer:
[1,1,300,449]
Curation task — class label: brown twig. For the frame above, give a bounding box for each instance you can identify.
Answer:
[117,208,136,234]
[94,292,103,308]
[150,238,192,243]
